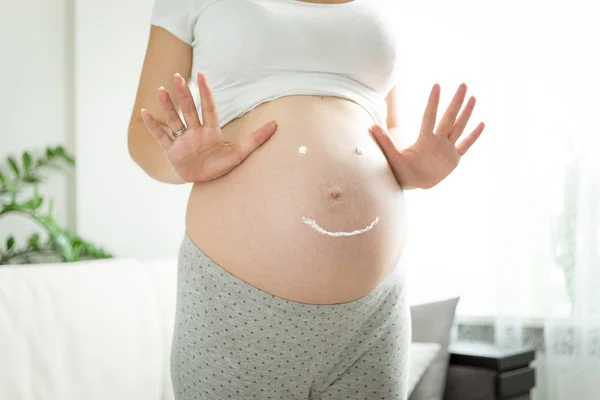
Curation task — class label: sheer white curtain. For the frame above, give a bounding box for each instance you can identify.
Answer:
[394,1,600,399]
[493,2,600,398]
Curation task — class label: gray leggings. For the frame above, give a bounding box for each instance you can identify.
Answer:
[171,234,411,400]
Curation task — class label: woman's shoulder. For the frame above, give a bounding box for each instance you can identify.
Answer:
[150,0,218,45]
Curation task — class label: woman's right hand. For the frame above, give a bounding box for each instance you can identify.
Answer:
[140,72,278,183]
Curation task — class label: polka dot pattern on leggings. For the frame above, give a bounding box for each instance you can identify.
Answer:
[170,234,410,400]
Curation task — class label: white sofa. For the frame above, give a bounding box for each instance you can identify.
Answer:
[0,258,178,400]
[0,258,444,400]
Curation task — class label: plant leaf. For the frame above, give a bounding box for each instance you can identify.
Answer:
[51,231,75,262]
[54,146,75,166]
[23,175,42,184]
[27,232,41,250]
[0,173,16,198]
[22,152,32,172]
[8,157,20,177]
[6,236,15,250]
[22,195,43,210]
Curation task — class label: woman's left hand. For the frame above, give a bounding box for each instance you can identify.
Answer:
[370,83,486,190]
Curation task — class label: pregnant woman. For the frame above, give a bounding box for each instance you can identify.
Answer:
[128,0,485,398]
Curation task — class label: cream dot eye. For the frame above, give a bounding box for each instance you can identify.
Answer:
[299,146,308,154]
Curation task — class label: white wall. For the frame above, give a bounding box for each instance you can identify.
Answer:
[0,0,185,259]
[0,0,74,246]
[74,0,190,259]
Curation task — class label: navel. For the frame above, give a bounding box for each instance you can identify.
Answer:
[326,184,345,200]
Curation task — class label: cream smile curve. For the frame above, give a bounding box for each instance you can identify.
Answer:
[301,216,379,237]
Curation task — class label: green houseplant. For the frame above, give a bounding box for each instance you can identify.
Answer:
[0,146,112,265]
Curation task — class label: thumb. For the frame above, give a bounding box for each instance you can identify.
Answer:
[370,124,400,156]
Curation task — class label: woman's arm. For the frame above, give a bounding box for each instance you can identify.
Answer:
[127,25,192,184]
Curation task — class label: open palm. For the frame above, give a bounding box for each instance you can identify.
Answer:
[371,83,485,189]
[141,72,278,183]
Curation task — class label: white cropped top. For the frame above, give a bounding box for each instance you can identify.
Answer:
[150,0,401,128]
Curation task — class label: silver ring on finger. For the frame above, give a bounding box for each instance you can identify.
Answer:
[172,127,186,138]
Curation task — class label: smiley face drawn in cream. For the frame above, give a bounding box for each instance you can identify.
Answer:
[299,144,378,237]
[302,216,379,237]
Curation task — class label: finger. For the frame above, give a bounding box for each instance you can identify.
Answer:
[456,122,485,156]
[436,83,468,136]
[420,83,441,137]
[157,86,186,135]
[234,120,278,162]
[197,72,220,129]
[370,124,400,157]
[173,73,201,130]
[449,96,476,143]
[141,108,173,151]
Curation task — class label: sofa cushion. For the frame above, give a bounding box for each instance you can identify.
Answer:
[0,257,177,400]
[409,297,460,400]
[408,342,442,395]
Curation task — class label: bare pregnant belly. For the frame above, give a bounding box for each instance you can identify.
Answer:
[185,95,407,304]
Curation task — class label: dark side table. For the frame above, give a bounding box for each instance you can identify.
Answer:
[443,341,536,400]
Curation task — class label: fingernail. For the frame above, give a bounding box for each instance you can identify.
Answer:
[140,108,146,114]
[158,86,165,91]
[271,120,278,128]
[174,73,184,84]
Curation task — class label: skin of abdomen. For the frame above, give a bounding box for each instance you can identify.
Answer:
[185,95,407,305]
